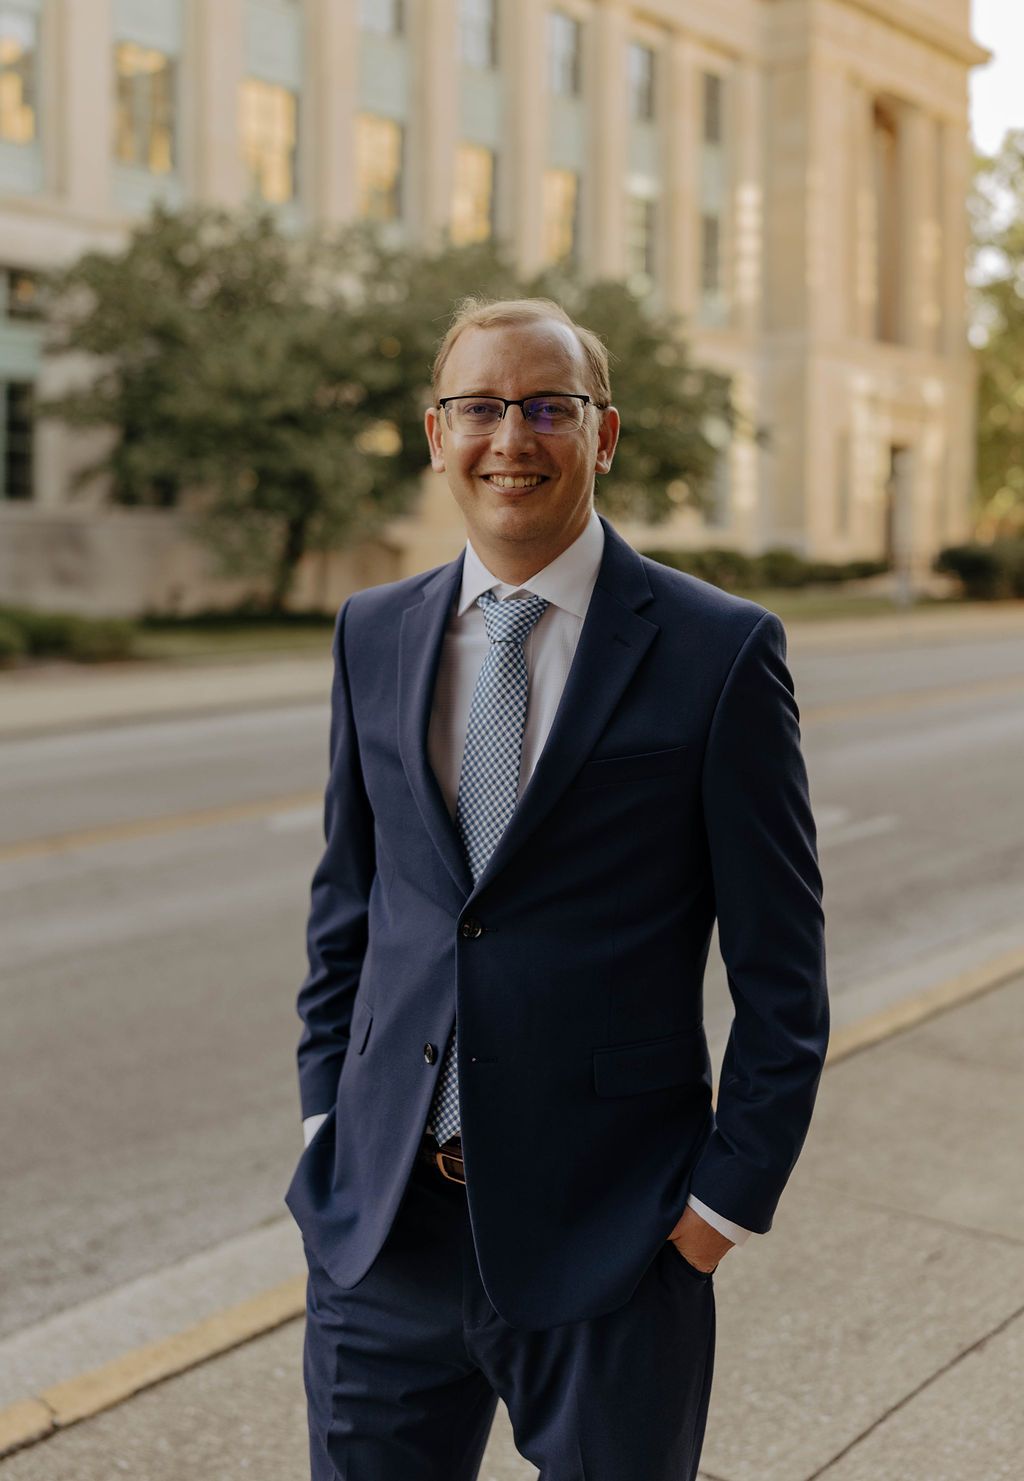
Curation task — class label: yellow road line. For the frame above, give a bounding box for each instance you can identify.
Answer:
[1,950,1020,1459]
[0,792,322,864]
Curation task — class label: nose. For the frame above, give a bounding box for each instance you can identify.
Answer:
[489,404,540,454]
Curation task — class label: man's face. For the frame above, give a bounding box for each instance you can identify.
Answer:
[424,320,620,572]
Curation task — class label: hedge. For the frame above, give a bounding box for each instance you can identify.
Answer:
[934,541,1024,600]
[641,547,888,591]
[0,607,136,663]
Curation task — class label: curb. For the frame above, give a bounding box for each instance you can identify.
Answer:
[1,950,1021,1460]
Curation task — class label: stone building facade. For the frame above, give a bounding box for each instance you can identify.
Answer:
[0,0,988,612]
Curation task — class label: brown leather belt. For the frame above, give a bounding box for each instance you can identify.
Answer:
[418,1132,466,1184]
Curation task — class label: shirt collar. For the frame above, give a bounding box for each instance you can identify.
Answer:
[457,508,605,619]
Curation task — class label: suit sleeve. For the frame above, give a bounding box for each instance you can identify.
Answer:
[295,597,377,1118]
[689,610,829,1233]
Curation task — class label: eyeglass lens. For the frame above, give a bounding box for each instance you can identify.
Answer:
[446,397,586,435]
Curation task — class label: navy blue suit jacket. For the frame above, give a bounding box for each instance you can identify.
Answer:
[285,514,828,1329]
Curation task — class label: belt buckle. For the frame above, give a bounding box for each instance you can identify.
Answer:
[434,1140,466,1185]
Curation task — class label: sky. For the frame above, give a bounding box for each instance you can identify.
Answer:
[969,0,1024,155]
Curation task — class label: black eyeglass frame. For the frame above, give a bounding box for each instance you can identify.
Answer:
[436,392,607,434]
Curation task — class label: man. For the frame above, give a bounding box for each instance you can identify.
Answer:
[286,297,828,1480]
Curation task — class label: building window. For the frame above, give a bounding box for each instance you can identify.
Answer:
[1,381,33,501]
[543,168,578,264]
[360,0,403,35]
[356,113,403,221]
[240,78,299,203]
[3,267,39,319]
[628,44,655,122]
[114,43,176,173]
[626,194,656,286]
[452,143,495,244]
[702,72,724,145]
[548,11,581,98]
[700,213,721,295]
[0,8,36,144]
[461,0,497,69]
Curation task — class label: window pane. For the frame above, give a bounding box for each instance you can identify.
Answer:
[701,213,720,294]
[628,44,655,122]
[460,0,497,69]
[240,78,299,203]
[360,0,403,35]
[2,381,34,501]
[356,113,403,221]
[4,268,40,319]
[452,143,495,244]
[703,72,724,145]
[0,9,37,144]
[548,11,580,97]
[626,195,656,284]
[114,42,177,173]
[542,168,578,264]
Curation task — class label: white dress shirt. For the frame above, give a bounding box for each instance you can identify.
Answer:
[303,507,751,1247]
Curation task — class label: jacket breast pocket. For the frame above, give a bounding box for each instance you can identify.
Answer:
[350,997,374,1055]
[593,1028,707,1097]
[570,744,689,791]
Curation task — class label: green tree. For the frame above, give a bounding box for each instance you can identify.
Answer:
[42,205,752,609]
[970,129,1024,538]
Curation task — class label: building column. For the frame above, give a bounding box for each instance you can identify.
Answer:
[940,113,970,360]
[586,0,628,280]
[410,0,459,248]
[503,0,547,275]
[306,0,357,225]
[898,103,933,351]
[732,56,763,340]
[58,0,113,216]
[663,32,698,318]
[188,0,245,206]
[849,79,876,342]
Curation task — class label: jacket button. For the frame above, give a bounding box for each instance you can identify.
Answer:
[460,918,483,939]
[423,1043,437,1064]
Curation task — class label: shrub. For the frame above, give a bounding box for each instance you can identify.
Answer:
[934,542,1024,600]
[0,607,137,661]
[66,618,136,662]
[0,617,27,668]
[643,548,889,592]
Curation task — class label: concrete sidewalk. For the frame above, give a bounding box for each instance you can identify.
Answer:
[1,975,1020,1481]
[3,601,1024,739]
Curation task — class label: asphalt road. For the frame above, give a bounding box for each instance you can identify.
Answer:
[1,625,1022,1339]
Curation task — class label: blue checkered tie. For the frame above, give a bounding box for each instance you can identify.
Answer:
[426,588,549,1145]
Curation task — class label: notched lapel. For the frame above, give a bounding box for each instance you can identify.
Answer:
[397,556,474,900]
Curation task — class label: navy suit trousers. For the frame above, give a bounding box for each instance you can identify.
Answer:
[303,1152,716,1481]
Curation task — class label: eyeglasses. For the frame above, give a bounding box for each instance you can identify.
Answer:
[436,393,604,437]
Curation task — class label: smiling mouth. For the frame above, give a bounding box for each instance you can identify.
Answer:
[481,474,549,490]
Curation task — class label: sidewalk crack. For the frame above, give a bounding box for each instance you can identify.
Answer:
[801,1301,1024,1480]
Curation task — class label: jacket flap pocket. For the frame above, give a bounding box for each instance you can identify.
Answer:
[571,745,688,790]
[593,1028,706,1097]
[350,997,374,1055]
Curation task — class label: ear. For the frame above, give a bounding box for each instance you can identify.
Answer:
[594,405,620,476]
[424,406,446,472]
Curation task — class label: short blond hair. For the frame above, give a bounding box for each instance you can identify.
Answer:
[430,296,612,406]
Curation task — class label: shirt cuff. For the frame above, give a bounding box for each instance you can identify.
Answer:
[302,1112,330,1147]
[686,1193,754,1246]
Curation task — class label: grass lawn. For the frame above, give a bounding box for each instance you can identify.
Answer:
[133,621,335,662]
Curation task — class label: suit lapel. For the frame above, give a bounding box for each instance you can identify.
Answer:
[397,553,474,899]
[468,517,658,900]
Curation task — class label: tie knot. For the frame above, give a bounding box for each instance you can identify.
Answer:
[477,589,549,645]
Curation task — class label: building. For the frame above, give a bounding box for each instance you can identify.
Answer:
[0,0,988,613]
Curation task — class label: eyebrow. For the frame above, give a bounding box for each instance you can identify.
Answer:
[448,389,586,398]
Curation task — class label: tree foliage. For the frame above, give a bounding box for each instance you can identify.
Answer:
[970,129,1024,538]
[42,204,750,608]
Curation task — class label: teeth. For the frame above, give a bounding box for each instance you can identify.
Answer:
[486,475,545,489]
